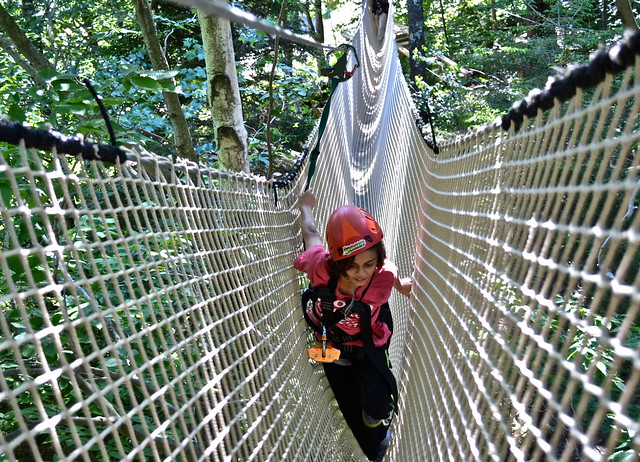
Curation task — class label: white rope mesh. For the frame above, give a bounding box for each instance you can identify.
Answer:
[1,2,639,461]
[396,60,640,462]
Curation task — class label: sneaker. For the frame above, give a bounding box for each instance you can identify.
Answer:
[372,428,391,462]
[363,410,394,428]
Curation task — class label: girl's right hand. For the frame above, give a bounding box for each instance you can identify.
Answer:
[299,189,317,210]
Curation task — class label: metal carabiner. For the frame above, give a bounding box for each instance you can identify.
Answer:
[325,44,360,83]
[321,325,328,357]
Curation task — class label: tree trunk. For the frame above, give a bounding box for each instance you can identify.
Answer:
[0,2,52,72]
[615,0,639,30]
[303,1,326,75]
[407,0,426,81]
[313,0,324,43]
[133,0,196,161]
[490,0,498,30]
[198,7,249,174]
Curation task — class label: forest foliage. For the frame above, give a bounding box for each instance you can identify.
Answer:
[0,0,633,173]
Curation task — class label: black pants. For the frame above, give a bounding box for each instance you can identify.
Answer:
[323,351,395,460]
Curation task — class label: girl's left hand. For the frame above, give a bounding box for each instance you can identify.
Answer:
[395,277,413,297]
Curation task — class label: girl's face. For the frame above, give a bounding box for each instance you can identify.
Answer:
[341,248,378,289]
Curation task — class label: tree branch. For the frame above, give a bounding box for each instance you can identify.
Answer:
[0,3,52,72]
[133,0,196,161]
[0,36,48,86]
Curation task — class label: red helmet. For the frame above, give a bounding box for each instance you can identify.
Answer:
[326,205,383,261]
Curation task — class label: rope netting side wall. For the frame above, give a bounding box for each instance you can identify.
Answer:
[403,61,640,460]
[0,147,338,461]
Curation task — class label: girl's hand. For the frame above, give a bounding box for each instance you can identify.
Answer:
[298,189,323,248]
[395,277,413,297]
[299,189,316,210]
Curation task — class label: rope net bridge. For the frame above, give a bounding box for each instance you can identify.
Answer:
[0,1,639,460]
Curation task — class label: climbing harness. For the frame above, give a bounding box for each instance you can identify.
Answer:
[307,325,341,363]
[301,275,400,417]
[301,276,372,351]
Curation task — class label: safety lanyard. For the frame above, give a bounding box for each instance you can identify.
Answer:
[305,44,359,190]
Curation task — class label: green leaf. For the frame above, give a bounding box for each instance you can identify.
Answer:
[608,449,638,462]
[119,63,140,76]
[20,341,37,358]
[10,321,25,330]
[7,105,26,122]
[105,357,119,369]
[99,98,127,105]
[38,68,60,81]
[158,80,176,92]
[0,180,16,207]
[53,103,88,116]
[6,255,24,273]
[128,76,163,91]
[50,73,80,82]
[141,69,179,80]
[27,255,47,284]
[595,360,608,377]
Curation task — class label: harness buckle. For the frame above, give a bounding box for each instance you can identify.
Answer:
[307,325,341,363]
[307,345,341,363]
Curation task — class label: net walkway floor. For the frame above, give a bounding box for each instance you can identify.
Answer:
[0,2,639,461]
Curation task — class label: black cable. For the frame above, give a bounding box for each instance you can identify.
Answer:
[500,29,640,132]
[83,78,117,146]
[0,119,127,164]
[271,147,310,207]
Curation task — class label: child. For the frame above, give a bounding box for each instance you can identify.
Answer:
[295,189,412,461]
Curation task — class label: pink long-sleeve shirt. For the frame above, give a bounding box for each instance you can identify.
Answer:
[294,245,397,347]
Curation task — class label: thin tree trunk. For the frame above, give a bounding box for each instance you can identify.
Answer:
[198,6,248,173]
[490,0,498,30]
[437,0,451,51]
[133,0,196,161]
[615,0,639,30]
[407,0,426,81]
[266,1,287,180]
[313,0,324,43]
[0,2,52,72]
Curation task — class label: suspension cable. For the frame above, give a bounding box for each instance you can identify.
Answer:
[163,0,336,51]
